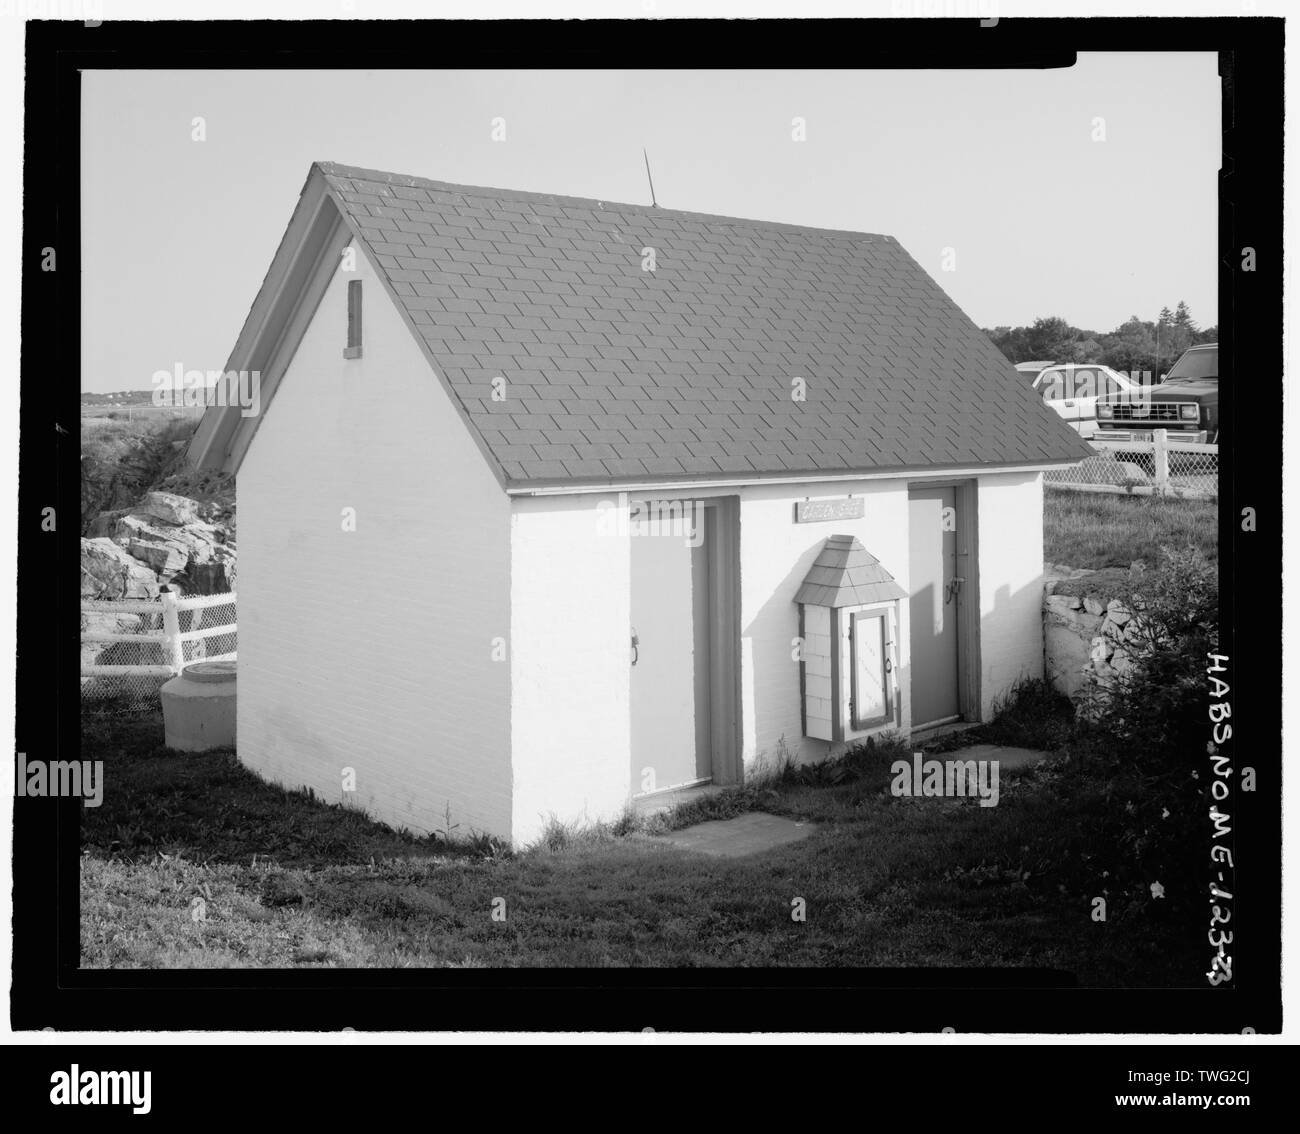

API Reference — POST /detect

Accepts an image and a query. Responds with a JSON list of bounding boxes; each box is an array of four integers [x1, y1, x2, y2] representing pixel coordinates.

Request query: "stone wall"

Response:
[[1043, 564, 1143, 701]]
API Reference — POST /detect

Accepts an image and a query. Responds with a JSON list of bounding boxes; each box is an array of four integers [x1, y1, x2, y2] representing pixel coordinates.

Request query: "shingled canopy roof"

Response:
[[794, 535, 908, 609], [200, 162, 1094, 487]]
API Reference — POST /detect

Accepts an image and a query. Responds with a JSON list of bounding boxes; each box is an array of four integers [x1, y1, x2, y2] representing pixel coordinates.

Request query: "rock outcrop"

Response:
[[80, 538, 161, 600], [80, 490, 236, 600]]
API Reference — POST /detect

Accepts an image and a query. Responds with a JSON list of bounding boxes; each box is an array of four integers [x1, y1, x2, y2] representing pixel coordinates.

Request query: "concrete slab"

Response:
[[911, 719, 982, 745], [632, 783, 726, 817], [937, 743, 1054, 770], [656, 812, 817, 858]]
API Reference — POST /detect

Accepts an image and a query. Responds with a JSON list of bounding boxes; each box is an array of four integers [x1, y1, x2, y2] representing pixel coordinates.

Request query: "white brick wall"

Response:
[[238, 241, 514, 842], [976, 471, 1046, 718], [509, 493, 631, 844], [736, 480, 912, 771], [508, 480, 914, 806]]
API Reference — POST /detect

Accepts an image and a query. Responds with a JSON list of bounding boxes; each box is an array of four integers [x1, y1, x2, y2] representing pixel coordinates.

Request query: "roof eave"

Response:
[[504, 456, 1087, 496]]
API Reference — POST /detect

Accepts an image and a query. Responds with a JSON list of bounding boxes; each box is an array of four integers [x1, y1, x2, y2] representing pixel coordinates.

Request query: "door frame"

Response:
[[849, 603, 900, 732], [627, 494, 742, 793], [907, 478, 982, 726], [705, 496, 742, 785]]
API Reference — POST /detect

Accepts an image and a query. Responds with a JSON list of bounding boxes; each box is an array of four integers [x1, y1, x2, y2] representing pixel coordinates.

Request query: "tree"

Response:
[[1023, 316, 1078, 361], [983, 306, 1215, 374], [1100, 315, 1158, 378]]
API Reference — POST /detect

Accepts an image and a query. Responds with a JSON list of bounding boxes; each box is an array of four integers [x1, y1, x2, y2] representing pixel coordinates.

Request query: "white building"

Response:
[[188, 162, 1091, 846]]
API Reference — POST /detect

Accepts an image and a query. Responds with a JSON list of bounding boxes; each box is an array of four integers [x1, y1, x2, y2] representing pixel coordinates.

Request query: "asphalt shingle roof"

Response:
[[794, 535, 909, 608], [317, 162, 1092, 487]]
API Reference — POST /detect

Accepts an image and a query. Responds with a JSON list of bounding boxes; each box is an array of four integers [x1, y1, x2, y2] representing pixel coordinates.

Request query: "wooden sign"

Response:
[[795, 497, 865, 523]]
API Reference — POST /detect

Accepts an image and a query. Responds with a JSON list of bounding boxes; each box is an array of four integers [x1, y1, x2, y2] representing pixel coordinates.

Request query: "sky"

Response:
[[81, 58, 1221, 391]]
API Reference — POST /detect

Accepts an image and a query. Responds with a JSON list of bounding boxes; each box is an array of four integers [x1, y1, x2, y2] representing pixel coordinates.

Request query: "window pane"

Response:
[[854, 613, 887, 723]]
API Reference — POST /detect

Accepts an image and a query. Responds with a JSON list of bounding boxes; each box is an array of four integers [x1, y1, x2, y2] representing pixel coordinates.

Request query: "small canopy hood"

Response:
[[794, 534, 907, 608]]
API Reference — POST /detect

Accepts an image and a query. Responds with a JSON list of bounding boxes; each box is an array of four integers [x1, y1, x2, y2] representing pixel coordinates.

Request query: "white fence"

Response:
[[81, 589, 236, 710], [1045, 430, 1218, 499]]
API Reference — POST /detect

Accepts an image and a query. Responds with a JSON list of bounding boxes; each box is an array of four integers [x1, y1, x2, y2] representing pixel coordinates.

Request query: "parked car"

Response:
[[1095, 343, 1218, 444], [1014, 359, 1055, 383], [1030, 364, 1145, 439]]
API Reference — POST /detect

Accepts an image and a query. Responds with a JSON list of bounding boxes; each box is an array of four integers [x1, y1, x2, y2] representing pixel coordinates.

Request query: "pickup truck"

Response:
[[1095, 343, 1219, 444]]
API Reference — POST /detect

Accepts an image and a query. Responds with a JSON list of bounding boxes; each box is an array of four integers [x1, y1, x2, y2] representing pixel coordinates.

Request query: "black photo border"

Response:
[[14, 14, 1283, 1037]]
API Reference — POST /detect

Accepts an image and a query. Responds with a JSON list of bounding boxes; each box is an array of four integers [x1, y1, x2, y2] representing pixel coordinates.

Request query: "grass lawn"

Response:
[[81, 698, 1205, 982], [1043, 489, 1217, 570]]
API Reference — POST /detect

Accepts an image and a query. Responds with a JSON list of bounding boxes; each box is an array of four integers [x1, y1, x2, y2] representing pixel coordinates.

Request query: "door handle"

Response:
[[944, 577, 965, 606], [1063, 400, 1075, 407], [630, 627, 639, 666]]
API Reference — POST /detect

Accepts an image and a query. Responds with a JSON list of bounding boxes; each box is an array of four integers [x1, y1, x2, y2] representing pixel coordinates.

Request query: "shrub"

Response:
[[1084, 545, 1218, 769], [979, 677, 1077, 751]]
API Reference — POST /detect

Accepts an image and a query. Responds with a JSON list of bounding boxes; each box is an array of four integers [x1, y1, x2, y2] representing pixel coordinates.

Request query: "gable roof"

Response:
[[192, 161, 1093, 487], [794, 535, 908, 609]]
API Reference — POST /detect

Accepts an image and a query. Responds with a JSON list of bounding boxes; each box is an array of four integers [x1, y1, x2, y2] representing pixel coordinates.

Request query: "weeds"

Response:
[[1044, 491, 1217, 569]]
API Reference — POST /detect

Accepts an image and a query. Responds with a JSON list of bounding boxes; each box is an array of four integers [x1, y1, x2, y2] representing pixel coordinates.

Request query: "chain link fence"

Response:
[[1045, 434, 1218, 499], [81, 592, 236, 713], [182, 594, 237, 666]]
